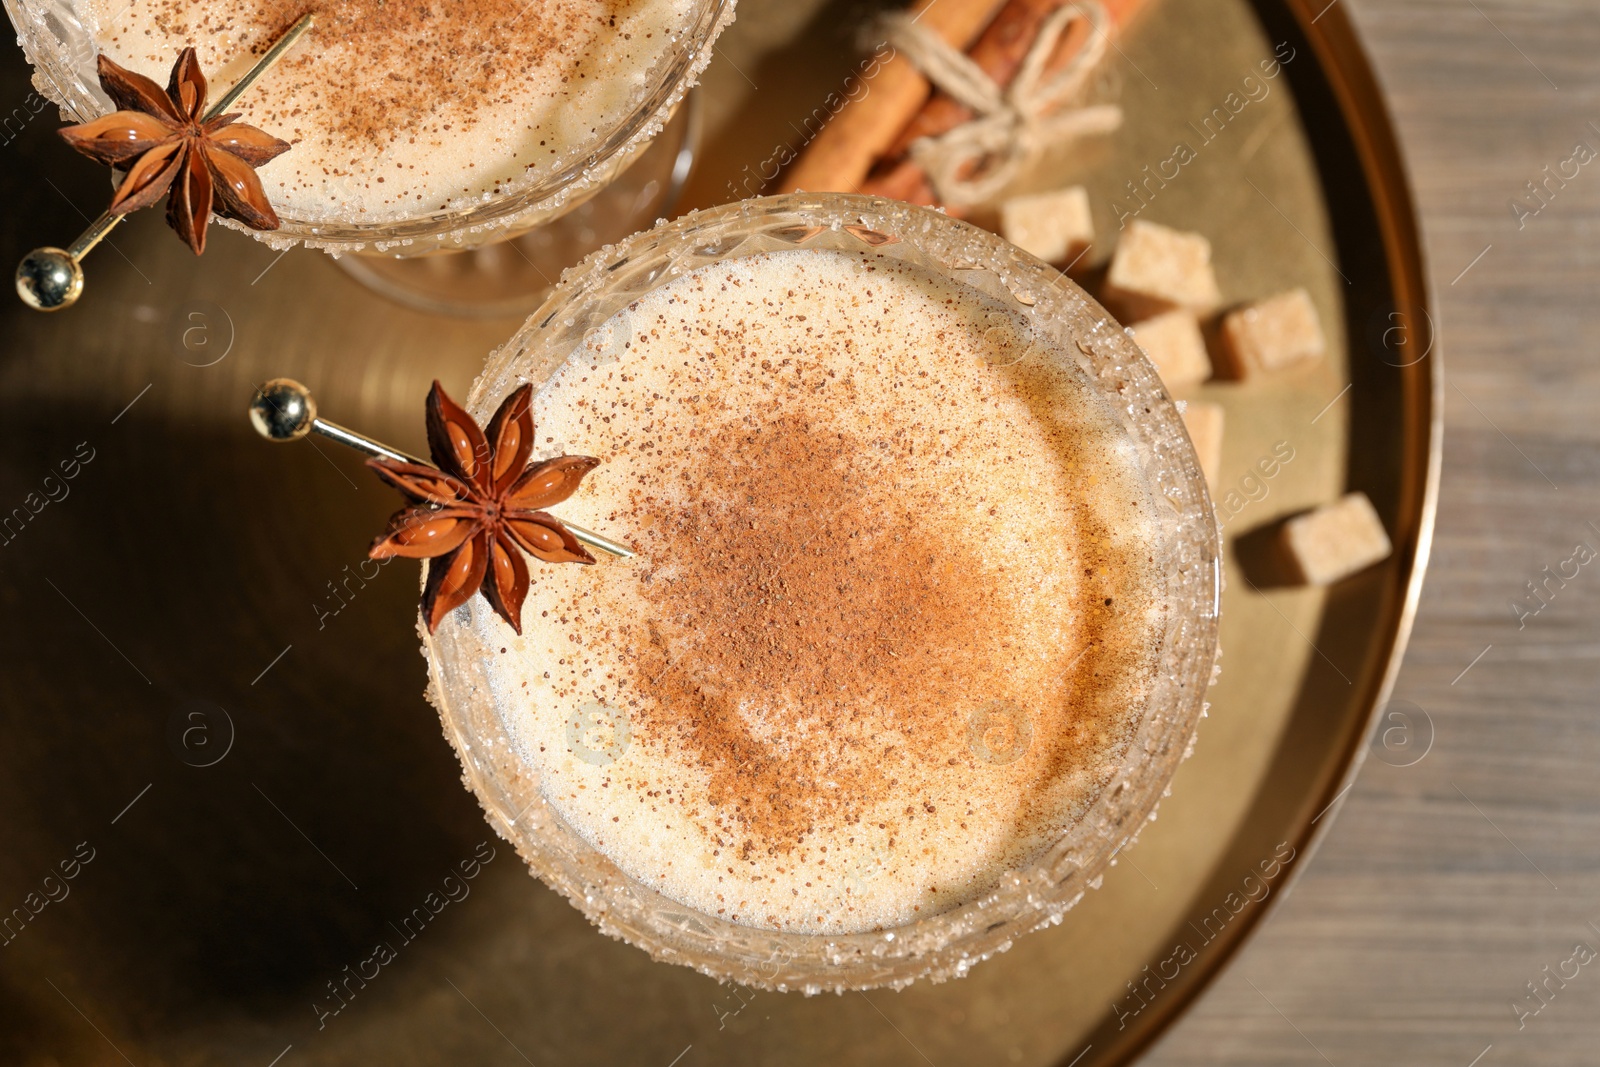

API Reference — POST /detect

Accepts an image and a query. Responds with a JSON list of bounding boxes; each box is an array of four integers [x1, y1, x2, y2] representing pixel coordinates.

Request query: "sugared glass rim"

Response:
[[3, 0, 734, 253], [424, 192, 1222, 991]]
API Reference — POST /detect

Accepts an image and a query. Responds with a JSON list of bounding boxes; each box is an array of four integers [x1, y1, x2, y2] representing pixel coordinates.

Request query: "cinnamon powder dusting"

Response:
[[88, 0, 693, 218], [628, 412, 1026, 857], [466, 250, 1164, 931], [128, 0, 603, 149]]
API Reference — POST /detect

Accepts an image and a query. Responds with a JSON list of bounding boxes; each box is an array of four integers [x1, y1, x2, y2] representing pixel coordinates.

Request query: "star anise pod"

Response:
[[58, 48, 291, 255], [368, 382, 600, 635]]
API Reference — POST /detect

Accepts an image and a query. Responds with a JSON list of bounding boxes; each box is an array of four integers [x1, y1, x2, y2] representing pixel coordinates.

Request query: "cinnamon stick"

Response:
[[887, 0, 1087, 161], [868, 0, 1148, 207], [782, 0, 1150, 207], [776, 0, 1008, 195]]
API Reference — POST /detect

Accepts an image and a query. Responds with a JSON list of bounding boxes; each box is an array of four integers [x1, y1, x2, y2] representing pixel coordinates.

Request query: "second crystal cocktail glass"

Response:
[[4, 0, 734, 314]]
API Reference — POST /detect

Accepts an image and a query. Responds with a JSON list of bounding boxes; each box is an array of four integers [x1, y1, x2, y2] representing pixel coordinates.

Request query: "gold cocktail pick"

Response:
[[247, 378, 636, 562], [15, 12, 315, 312]]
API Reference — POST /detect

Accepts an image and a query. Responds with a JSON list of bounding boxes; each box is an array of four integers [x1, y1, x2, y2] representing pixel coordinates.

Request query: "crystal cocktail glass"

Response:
[[4, 0, 734, 315], [425, 192, 1221, 991]]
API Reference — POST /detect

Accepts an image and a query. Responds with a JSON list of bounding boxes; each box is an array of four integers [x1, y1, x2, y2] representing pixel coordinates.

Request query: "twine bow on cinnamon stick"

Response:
[[876, 0, 1122, 205]]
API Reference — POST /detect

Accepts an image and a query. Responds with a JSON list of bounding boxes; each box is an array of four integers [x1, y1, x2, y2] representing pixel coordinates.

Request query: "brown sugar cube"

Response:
[[1102, 220, 1222, 321], [1179, 400, 1224, 493], [999, 186, 1093, 265], [1282, 492, 1392, 585], [1131, 311, 1211, 390], [1220, 287, 1326, 376]]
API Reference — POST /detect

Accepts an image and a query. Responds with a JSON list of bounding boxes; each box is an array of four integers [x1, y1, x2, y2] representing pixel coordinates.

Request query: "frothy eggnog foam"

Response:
[[461, 249, 1166, 934], [81, 0, 698, 222]]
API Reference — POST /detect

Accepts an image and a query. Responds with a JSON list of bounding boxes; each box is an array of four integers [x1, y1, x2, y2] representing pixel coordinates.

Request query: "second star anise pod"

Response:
[[368, 381, 600, 635], [59, 48, 291, 254]]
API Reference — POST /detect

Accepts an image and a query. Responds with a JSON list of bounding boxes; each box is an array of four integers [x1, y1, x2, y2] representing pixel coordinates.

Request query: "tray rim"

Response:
[[1088, 0, 1443, 1062], [0, 0, 1440, 1054]]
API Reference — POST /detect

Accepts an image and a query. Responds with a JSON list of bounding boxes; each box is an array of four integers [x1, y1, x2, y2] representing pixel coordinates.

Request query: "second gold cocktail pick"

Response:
[[15, 13, 314, 312], [249, 378, 634, 636]]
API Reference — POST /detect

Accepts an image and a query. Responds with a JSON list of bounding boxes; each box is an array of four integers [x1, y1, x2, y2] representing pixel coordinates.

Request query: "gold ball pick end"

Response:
[[16, 248, 83, 311], [249, 379, 318, 442]]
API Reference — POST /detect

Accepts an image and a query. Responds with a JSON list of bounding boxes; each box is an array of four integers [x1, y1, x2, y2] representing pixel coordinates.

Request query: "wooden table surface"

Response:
[[1146, 2, 1600, 1064]]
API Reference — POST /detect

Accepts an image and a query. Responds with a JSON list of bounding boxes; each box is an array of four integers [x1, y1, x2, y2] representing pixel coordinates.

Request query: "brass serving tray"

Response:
[[0, 0, 1435, 1063]]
